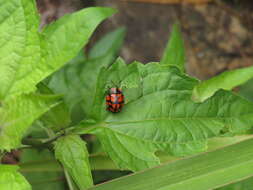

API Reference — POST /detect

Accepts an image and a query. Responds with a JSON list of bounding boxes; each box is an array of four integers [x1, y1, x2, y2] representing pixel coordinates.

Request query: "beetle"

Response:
[[106, 87, 124, 113]]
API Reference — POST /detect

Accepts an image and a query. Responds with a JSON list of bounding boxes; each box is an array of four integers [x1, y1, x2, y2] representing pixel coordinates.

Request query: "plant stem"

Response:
[[20, 135, 253, 172], [21, 131, 64, 149], [64, 169, 75, 190]]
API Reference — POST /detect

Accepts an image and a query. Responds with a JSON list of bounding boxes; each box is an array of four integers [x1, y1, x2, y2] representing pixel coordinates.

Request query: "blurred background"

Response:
[[37, 0, 253, 80]]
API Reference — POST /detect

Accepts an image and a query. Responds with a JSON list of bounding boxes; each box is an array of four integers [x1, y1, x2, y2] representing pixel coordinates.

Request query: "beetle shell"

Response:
[[106, 88, 124, 113]]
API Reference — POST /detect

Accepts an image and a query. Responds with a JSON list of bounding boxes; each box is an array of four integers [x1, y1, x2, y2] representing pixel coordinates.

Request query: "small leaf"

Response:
[[160, 23, 185, 72], [192, 66, 253, 102], [0, 165, 31, 190], [0, 94, 61, 150], [54, 135, 93, 189], [88, 138, 253, 190]]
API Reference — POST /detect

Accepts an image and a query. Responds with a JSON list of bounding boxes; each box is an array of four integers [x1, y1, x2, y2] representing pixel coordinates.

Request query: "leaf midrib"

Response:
[[105, 113, 253, 126], [97, 126, 208, 145], [2, 4, 28, 99]]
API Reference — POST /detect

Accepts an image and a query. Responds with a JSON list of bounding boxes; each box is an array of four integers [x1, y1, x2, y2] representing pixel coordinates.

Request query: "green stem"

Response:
[[19, 122, 95, 151], [44, 127, 56, 139], [41, 132, 64, 144], [20, 135, 253, 172], [21, 131, 64, 149], [64, 169, 75, 190], [21, 138, 44, 147]]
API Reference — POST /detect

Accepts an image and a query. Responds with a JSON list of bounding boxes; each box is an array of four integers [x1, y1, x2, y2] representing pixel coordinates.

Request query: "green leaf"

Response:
[[20, 149, 65, 190], [88, 138, 253, 190], [13, 7, 116, 97], [88, 27, 126, 59], [37, 83, 71, 131], [0, 2, 113, 149], [54, 135, 93, 189], [0, 0, 28, 99], [0, 94, 61, 150], [12, 0, 41, 95], [49, 28, 126, 119], [94, 128, 159, 171], [192, 66, 253, 102], [216, 176, 253, 190], [76, 61, 253, 171], [17, 136, 253, 172], [88, 58, 141, 121], [49, 51, 87, 116], [0, 0, 115, 99], [0, 165, 31, 190], [239, 78, 253, 101], [160, 23, 185, 72], [0, 0, 40, 99]]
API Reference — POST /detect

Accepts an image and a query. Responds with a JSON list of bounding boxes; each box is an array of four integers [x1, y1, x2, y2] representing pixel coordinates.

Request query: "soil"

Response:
[[36, 0, 253, 80]]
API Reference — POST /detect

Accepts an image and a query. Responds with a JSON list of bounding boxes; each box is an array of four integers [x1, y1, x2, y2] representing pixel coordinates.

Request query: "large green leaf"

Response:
[[94, 128, 159, 171], [11, 7, 116, 97], [192, 66, 253, 102], [88, 138, 253, 190], [20, 149, 65, 190], [0, 94, 61, 150], [160, 23, 185, 72], [76, 60, 253, 171], [0, 0, 27, 99], [0, 0, 116, 99], [0, 0, 40, 99], [14, 0, 41, 95], [54, 135, 93, 189], [49, 28, 126, 119], [0, 165, 31, 190]]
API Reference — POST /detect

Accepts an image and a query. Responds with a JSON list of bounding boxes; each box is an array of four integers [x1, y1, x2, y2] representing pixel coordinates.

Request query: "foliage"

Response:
[[54, 135, 93, 189], [87, 138, 253, 190], [192, 65, 253, 102], [20, 149, 65, 190], [160, 23, 185, 72], [1, 0, 253, 190], [0, 165, 31, 190]]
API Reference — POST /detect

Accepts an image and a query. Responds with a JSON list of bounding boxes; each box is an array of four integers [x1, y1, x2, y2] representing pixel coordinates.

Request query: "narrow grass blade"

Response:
[[88, 138, 253, 190]]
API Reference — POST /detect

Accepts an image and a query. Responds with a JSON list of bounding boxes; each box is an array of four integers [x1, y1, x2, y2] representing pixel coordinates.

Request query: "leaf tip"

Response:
[[191, 86, 203, 103]]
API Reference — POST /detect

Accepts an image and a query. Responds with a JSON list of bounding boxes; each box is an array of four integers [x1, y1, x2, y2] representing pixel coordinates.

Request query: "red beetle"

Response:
[[106, 87, 124, 113]]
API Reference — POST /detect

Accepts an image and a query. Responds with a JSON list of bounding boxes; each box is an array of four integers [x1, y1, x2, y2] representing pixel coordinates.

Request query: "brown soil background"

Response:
[[36, 0, 253, 80]]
